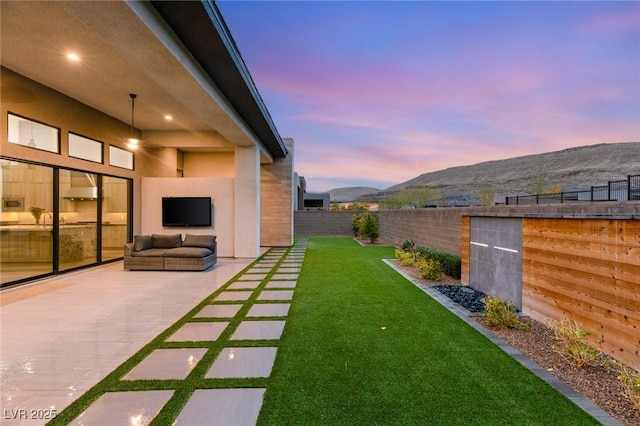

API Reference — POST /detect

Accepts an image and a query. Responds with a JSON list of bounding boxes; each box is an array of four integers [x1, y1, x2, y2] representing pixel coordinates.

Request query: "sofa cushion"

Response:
[[134, 235, 152, 251], [152, 234, 182, 249], [130, 248, 169, 257], [164, 247, 213, 258], [182, 234, 216, 251]]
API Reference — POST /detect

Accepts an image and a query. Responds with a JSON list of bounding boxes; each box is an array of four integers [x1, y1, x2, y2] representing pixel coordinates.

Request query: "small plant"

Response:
[[29, 206, 45, 225], [416, 257, 442, 281], [395, 249, 415, 266], [482, 296, 530, 329], [359, 212, 379, 244], [400, 239, 415, 252], [351, 214, 362, 237], [618, 363, 640, 410], [547, 319, 601, 368]]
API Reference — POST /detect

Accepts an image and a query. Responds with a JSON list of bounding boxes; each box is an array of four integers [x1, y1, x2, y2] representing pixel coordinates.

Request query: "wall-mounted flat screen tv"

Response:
[[162, 197, 212, 227]]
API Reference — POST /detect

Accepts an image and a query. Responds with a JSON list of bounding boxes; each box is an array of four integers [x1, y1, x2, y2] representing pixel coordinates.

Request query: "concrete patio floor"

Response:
[[0, 255, 262, 425]]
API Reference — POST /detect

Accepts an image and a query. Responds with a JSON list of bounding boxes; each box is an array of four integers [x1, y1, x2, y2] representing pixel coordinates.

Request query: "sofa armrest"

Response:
[[124, 242, 135, 257]]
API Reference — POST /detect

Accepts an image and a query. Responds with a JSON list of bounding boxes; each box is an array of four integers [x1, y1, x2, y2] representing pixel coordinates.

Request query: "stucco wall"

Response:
[[141, 177, 235, 257], [0, 67, 176, 236]]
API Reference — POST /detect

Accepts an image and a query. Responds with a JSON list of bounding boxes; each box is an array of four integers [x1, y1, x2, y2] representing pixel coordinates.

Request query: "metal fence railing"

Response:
[[506, 174, 640, 205]]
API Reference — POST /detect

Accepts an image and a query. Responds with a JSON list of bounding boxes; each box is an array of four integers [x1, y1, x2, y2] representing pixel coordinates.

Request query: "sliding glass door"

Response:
[[0, 161, 54, 283], [0, 159, 131, 287]]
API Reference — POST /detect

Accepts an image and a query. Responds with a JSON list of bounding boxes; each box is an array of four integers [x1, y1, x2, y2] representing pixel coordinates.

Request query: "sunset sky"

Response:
[[218, 1, 640, 192]]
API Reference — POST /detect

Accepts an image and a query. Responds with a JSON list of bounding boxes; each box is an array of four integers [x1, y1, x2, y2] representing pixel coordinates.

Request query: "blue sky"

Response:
[[218, 1, 640, 192]]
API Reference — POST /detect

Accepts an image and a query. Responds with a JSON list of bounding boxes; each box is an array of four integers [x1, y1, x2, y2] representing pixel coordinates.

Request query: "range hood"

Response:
[[63, 187, 98, 200]]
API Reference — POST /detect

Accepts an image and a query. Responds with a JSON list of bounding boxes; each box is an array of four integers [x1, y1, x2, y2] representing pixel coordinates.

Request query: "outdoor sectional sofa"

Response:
[[124, 233, 217, 271]]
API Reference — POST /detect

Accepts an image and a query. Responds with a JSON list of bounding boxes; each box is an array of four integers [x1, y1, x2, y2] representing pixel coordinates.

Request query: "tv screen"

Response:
[[162, 197, 212, 227]]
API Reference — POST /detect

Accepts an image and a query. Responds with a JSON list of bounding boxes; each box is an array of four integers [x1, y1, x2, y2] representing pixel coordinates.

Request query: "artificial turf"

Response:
[[257, 237, 598, 425]]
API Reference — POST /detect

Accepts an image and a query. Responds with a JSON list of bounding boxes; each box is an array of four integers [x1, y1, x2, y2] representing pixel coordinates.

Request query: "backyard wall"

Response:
[[521, 217, 639, 369]]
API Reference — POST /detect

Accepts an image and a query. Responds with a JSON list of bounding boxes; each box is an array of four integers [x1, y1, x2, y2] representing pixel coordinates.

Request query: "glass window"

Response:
[[109, 145, 134, 170], [7, 113, 60, 153], [59, 170, 98, 271], [102, 176, 129, 261], [69, 133, 103, 163]]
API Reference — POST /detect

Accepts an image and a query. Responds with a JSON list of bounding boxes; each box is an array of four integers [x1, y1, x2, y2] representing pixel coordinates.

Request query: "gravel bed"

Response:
[[432, 284, 487, 313]]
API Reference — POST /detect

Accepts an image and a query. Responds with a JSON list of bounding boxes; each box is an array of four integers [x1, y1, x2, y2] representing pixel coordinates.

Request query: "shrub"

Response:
[[416, 257, 442, 281], [618, 363, 640, 410], [481, 296, 530, 329], [547, 319, 601, 368], [351, 214, 362, 237], [395, 249, 415, 266], [400, 239, 415, 252], [414, 246, 461, 279], [359, 212, 379, 244]]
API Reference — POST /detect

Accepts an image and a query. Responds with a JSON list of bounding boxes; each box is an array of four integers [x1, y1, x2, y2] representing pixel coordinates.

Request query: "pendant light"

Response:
[[127, 93, 140, 149]]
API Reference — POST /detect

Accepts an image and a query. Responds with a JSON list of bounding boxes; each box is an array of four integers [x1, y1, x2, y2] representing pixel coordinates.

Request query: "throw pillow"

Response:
[[183, 234, 216, 251], [133, 235, 152, 251], [151, 233, 182, 248]]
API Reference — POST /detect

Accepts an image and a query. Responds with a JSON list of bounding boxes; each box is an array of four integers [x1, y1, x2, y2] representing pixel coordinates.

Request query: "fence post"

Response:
[[628, 175, 631, 201], [591, 186, 594, 201]]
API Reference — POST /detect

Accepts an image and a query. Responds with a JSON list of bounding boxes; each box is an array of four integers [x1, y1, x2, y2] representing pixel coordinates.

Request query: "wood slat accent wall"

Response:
[[522, 218, 640, 369], [461, 216, 470, 284]]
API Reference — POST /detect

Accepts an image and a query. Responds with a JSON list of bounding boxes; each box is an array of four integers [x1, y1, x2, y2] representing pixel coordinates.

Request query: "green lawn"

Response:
[[258, 237, 598, 425]]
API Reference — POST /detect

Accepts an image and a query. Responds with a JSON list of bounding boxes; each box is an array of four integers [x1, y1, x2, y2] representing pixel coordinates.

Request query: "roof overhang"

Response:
[[0, 0, 287, 160]]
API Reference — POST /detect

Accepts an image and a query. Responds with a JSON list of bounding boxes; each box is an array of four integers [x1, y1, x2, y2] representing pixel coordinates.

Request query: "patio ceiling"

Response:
[[0, 1, 286, 160]]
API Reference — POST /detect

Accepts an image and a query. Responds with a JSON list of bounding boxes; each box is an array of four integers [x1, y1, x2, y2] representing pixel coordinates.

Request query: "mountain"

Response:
[[384, 142, 639, 198], [325, 186, 380, 202]]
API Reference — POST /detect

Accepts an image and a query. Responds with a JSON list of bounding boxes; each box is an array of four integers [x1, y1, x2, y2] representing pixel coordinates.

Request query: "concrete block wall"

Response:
[[260, 138, 294, 247], [294, 211, 355, 236], [295, 202, 640, 255]]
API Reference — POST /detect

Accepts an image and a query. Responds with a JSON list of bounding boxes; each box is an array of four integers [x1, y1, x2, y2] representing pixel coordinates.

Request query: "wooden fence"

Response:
[[521, 218, 639, 369]]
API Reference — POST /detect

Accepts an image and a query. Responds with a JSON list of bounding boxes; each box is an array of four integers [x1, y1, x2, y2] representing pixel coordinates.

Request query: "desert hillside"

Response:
[[349, 142, 639, 200]]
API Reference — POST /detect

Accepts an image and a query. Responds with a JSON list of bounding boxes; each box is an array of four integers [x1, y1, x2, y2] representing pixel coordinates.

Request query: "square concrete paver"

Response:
[[175, 389, 265, 425], [271, 274, 298, 281], [230, 321, 286, 340], [214, 291, 253, 301], [258, 290, 294, 301], [228, 281, 261, 290], [276, 267, 301, 273], [247, 267, 273, 273], [206, 347, 277, 378], [266, 281, 296, 289], [123, 348, 207, 380], [247, 303, 290, 317], [195, 304, 243, 318], [166, 322, 229, 342], [71, 390, 173, 426], [238, 273, 267, 281]]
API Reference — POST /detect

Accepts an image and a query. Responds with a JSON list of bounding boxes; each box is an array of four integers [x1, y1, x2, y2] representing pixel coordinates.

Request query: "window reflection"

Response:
[[0, 161, 54, 284], [7, 113, 60, 153], [102, 176, 128, 261]]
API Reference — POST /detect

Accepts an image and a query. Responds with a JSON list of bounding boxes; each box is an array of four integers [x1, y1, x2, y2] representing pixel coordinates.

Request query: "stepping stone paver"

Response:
[[123, 348, 207, 380], [175, 389, 265, 425], [258, 290, 294, 301], [230, 320, 286, 340], [214, 291, 253, 301], [166, 322, 228, 342], [247, 303, 290, 317], [206, 347, 277, 378], [72, 390, 173, 426], [195, 304, 243, 318], [228, 281, 261, 290], [266, 281, 296, 289]]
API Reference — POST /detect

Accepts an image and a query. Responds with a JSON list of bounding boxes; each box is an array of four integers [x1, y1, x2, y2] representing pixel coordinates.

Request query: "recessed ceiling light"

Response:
[[67, 53, 80, 62], [164, 114, 173, 121]]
